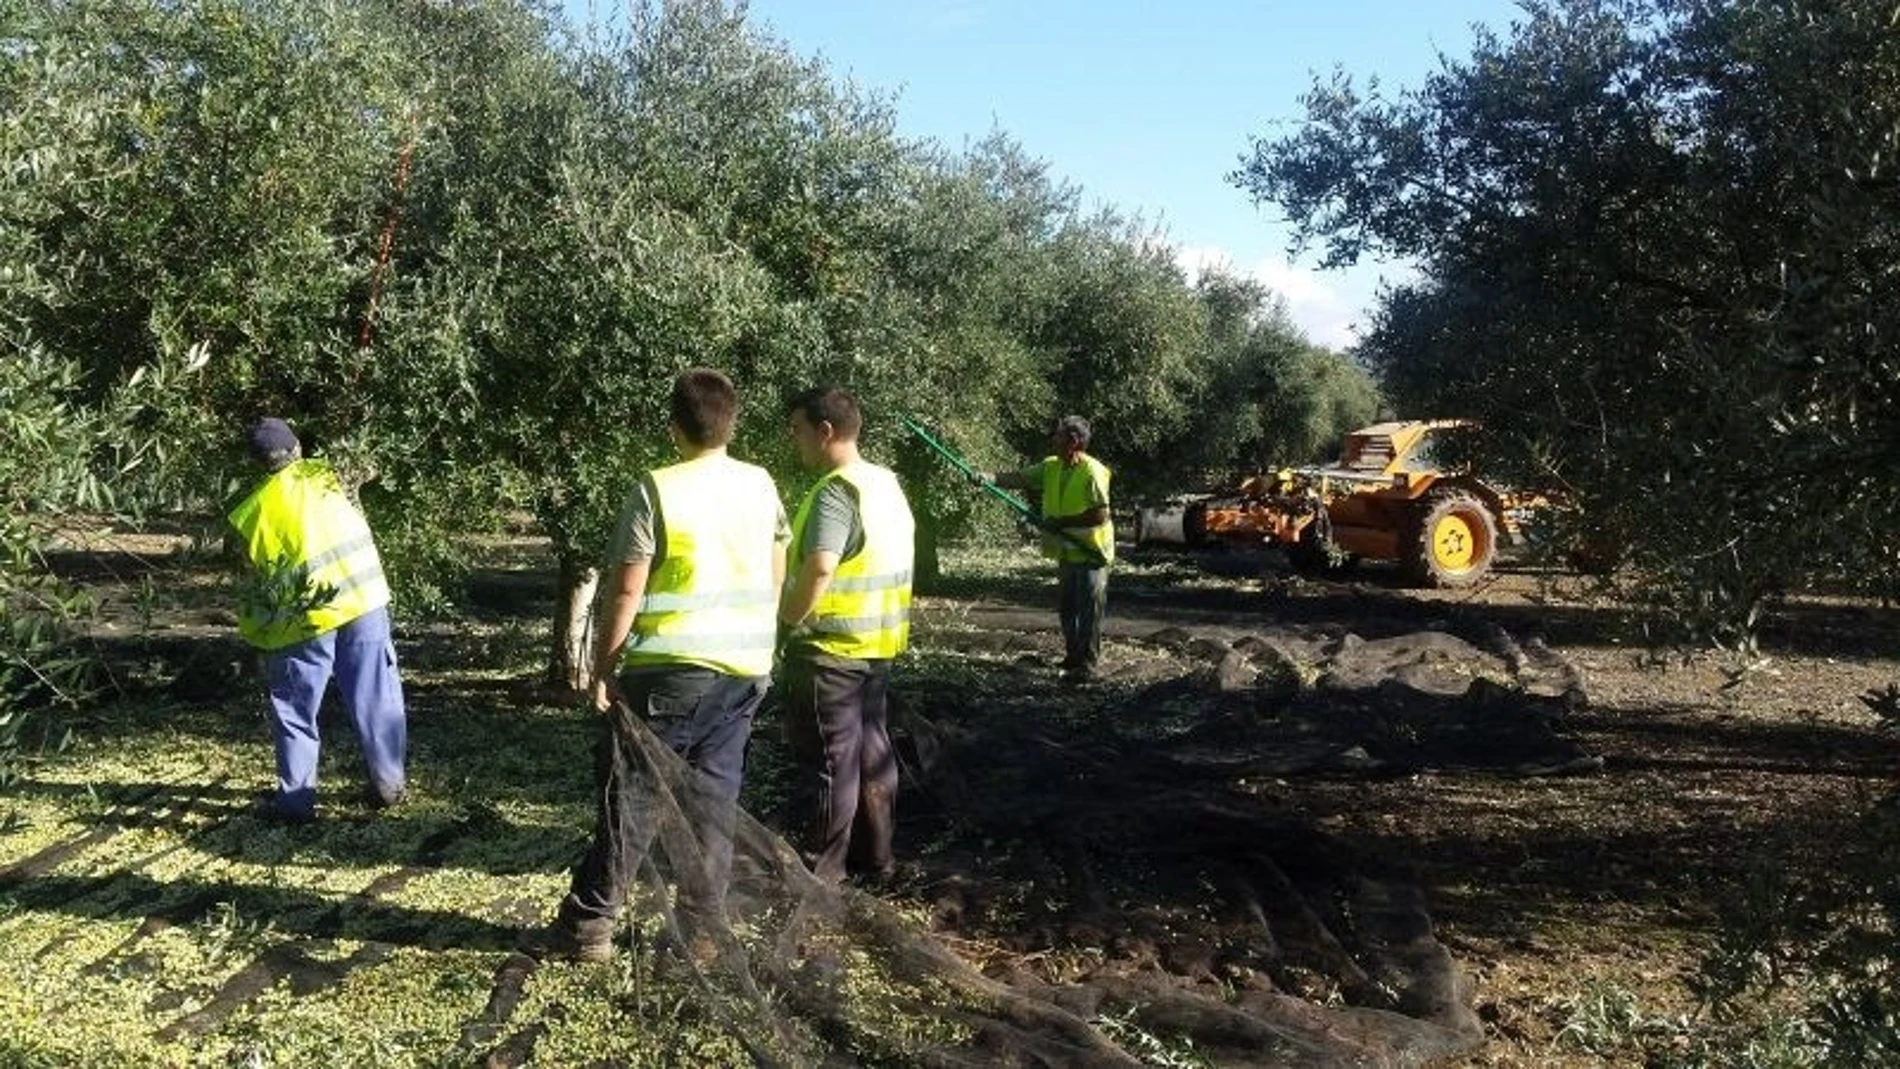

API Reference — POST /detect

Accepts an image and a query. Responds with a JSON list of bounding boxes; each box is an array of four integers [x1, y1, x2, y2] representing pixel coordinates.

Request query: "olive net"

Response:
[[483, 619, 1592, 1067]]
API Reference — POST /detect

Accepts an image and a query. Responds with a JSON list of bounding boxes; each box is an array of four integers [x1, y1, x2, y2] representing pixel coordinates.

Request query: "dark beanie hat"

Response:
[[247, 417, 302, 470]]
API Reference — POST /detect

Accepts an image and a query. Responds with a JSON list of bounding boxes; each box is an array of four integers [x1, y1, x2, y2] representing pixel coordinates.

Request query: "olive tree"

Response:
[[1174, 267, 1380, 481], [7, 0, 1428, 701], [1235, 0, 1900, 645], [845, 133, 1074, 582], [0, 0, 179, 769]]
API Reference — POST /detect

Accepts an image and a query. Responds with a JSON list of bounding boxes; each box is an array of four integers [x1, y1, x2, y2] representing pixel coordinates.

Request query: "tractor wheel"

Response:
[[1183, 502, 1209, 547], [1403, 489, 1498, 588], [1288, 514, 1347, 574]]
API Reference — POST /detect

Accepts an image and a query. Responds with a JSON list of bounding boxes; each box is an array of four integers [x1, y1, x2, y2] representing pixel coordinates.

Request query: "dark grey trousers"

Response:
[[1057, 563, 1108, 670], [782, 655, 896, 883], [558, 668, 765, 933]]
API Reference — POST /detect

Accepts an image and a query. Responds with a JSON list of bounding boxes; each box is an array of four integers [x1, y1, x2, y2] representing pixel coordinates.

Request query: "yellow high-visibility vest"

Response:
[[789, 460, 915, 660], [621, 454, 781, 677], [226, 460, 390, 650], [1035, 454, 1115, 565]]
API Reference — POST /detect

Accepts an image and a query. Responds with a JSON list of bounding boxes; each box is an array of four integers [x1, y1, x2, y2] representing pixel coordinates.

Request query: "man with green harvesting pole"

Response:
[[902, 414, 1113, 684]]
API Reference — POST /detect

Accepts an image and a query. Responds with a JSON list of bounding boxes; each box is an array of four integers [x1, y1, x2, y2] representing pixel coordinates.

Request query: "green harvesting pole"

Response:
[[899, 414, 1109, 567], [900, 414, 1036, 520]]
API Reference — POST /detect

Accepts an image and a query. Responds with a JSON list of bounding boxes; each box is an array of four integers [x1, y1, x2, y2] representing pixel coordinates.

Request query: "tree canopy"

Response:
[[3, 0, 1373, 689], [1235, 0, 1900, 645]]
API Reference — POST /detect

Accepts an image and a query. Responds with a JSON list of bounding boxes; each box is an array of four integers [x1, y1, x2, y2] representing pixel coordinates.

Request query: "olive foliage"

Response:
[[6, 0, 1379, 688], [1235, 0, 1900, 646], [0, 0, 195, 772], [1173, 267, 1380, 481]]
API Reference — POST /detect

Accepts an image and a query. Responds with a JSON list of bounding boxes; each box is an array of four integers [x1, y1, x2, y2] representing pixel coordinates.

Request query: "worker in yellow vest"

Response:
[[778, 386, 916, 885], [226, 417, 406, 823], [992, 415, 1114, 684], [523, 369, 789, 964]]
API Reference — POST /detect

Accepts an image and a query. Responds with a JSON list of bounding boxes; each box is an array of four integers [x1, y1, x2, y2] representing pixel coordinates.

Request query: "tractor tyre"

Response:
[[1183, 502, 1209, 547], [1402, 489, 1498, 588], [1288, 513, 1347, 575]]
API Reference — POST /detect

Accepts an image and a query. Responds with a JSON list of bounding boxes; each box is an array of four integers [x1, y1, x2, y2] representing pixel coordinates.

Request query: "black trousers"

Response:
[[558, 668, 765, 934], [782, 654, 896, 883]]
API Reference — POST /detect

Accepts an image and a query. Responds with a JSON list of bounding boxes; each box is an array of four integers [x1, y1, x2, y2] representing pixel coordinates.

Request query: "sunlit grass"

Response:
[[1, 591, 1044, 1066]]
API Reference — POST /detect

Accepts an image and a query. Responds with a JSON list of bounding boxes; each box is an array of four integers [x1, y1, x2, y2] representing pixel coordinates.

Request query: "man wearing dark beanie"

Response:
[[227, 416, 407, 822], [247, 417, 302, 472]]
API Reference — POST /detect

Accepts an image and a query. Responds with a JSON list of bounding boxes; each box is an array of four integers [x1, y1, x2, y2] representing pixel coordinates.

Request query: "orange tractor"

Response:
[[1134, 420, 1535, 588]]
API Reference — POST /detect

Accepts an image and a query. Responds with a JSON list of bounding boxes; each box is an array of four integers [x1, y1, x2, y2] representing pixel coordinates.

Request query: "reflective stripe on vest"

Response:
[[621, 454, 781, 677], [789, 460, 915, 659], [226, 460, 391, 650], [1038, 453, 1115, 565]]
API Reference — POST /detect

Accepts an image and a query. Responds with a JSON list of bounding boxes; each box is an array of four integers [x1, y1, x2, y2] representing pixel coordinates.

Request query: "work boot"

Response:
[[364, 782, 406, 810], [251, 791, 317, 826], [516, 921, 613, 964], [654, 908, 746, 974], [850, 859, 923, 893]]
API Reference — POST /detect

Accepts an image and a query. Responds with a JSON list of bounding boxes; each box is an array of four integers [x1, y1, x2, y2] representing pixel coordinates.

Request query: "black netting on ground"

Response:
[[492, 622, 1595, 1066]]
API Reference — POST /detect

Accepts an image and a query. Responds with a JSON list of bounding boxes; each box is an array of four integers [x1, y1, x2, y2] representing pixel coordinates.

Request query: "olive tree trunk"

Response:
[[548, 556, 599, 693], [914, 520, 942, 591]]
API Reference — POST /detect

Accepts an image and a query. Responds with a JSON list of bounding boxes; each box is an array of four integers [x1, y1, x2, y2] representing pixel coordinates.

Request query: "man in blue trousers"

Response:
[[227, 417, 407, 823]]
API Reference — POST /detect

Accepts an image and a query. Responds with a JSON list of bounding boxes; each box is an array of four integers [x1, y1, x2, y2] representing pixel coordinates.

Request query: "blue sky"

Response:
[[577, 1, 1529, 348]]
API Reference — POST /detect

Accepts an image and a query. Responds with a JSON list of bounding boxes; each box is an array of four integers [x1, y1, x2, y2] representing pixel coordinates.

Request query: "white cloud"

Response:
[[1173, 244, 1369, 351]]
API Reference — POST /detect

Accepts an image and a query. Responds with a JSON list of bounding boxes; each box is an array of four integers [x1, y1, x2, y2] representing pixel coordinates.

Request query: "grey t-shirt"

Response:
[[796, 477, 865, 561], [606, 476, 661, 566], [607, 474, 791, 567], [786, 477, 873, 668]]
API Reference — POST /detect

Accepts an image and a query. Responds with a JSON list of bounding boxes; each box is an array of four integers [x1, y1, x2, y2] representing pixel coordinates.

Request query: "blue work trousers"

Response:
[[263, 605, 407, 817], [559, 668, 765, 933]]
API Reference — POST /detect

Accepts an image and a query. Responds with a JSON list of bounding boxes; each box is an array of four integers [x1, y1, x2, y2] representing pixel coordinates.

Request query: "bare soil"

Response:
[[933, 548, 1900, 1067]]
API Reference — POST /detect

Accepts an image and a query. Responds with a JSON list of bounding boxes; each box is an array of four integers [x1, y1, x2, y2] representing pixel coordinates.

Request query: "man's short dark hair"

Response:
[[785, 385, 863, 440], [671, 368, 739, 447], [1053, 415, 1091, 449]]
